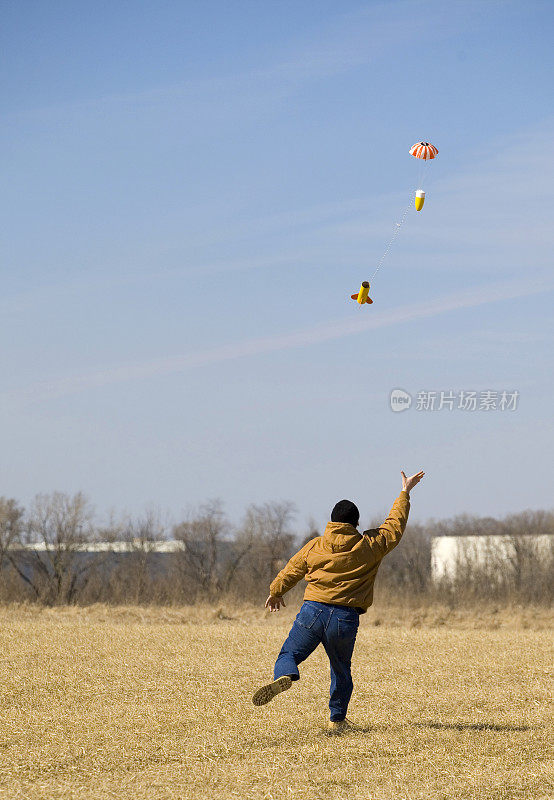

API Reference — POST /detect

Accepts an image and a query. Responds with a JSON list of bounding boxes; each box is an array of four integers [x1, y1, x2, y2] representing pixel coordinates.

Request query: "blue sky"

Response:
[[1, 1, 553, 531]]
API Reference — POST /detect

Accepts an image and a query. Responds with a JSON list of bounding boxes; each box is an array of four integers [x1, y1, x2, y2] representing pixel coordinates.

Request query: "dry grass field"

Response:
[[0, 603, 552, 800]]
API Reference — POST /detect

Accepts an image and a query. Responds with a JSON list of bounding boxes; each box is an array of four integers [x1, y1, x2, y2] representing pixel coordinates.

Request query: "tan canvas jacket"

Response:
[[269, 491, 410, 613]]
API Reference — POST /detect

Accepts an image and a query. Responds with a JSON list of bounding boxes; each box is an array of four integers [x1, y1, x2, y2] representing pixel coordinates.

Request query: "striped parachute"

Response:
[[409, 141, 438, 210], [409, 141, 438, 160]]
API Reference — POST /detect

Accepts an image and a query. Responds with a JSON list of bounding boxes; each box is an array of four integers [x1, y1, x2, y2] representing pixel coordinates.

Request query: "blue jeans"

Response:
[[274, 600, 360, 721]]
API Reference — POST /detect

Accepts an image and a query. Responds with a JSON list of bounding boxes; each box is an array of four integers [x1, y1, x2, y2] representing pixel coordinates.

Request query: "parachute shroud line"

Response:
[[370, 201, 412, 281], [354, 141, 438, 303]]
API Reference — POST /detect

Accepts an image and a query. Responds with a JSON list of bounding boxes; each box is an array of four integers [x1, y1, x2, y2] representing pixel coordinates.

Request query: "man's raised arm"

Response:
[[362, 470, 424, 561]]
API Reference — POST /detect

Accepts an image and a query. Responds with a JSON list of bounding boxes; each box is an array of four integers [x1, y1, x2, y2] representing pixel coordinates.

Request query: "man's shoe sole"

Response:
[[252, 676, 292, 706]]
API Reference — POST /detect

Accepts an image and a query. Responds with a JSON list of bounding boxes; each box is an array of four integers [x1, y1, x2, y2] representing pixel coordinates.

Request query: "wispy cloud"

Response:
[[1, 1, 463, 122], [11, 276, 552, 405]]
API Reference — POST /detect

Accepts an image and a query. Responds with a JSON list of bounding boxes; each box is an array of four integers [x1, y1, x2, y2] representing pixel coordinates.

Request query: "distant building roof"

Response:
[[11, 540, 183, 553]]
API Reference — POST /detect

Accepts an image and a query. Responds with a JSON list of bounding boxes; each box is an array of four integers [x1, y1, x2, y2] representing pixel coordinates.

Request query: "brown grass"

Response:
[[0, 603, 552, 800]]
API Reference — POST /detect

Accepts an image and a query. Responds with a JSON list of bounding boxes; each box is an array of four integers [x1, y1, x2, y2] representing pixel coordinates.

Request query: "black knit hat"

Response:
[[331, 499, 359, 527]]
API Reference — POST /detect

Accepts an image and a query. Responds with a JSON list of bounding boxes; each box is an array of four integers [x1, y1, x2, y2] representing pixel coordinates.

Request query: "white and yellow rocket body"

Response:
[[415, 189, 425, 211], [350, 281, 373, 305]]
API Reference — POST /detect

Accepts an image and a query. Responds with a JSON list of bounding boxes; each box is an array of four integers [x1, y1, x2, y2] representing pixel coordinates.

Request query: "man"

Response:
[[252, 469, 425, 732]]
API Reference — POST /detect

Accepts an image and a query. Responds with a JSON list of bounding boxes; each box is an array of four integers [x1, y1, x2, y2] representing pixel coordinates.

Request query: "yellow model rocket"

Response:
[[415, 189, 425, 211], [350, 281, 373, 305]]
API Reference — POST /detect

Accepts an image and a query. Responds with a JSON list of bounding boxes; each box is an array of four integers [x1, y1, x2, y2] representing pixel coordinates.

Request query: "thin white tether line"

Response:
[[370, 198, 412, 282]]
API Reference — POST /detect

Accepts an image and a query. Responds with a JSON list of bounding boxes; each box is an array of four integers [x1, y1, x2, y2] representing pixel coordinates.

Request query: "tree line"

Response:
[[0, 493, 552, 606]]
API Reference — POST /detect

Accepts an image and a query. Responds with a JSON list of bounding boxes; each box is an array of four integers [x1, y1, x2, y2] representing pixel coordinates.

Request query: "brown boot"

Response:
[[326, 718, 360, 734], [252, 676, 292, 706]]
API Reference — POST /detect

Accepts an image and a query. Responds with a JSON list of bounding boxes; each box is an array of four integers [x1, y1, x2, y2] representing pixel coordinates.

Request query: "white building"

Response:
[[431, 534, 553, 581]]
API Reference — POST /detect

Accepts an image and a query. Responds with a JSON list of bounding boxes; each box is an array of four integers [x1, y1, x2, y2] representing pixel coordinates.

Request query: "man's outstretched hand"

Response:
[[401, 470, 425, 495], [265, 595, 286, 612]]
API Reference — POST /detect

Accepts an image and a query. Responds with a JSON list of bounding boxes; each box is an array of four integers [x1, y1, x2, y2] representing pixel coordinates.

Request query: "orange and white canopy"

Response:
[[409, 142, 438, 160]]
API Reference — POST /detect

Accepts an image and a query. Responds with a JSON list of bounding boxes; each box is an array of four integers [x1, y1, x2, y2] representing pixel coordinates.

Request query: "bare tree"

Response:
[[377, 522, 431, 596], [0, 498, 24, 565], [173, 500, 238, 600], [235, 501, 297, 596], [11, 492, 96, 605], [0, 498, 25, 599], [117, 510, 167, 604], [503, 511, 554, 601]]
